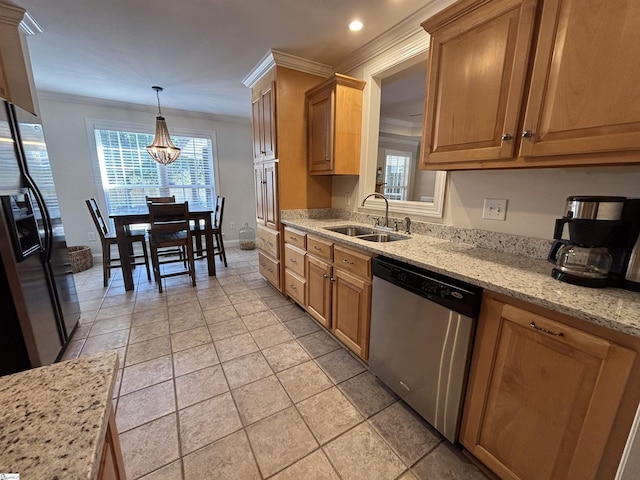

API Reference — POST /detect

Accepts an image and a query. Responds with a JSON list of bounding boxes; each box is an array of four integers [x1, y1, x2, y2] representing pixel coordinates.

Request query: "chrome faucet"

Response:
[[361, 192, 390, 229]]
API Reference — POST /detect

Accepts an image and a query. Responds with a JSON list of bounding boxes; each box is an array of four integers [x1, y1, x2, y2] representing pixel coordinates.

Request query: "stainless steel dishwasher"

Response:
[[369, 256, 482, 443]]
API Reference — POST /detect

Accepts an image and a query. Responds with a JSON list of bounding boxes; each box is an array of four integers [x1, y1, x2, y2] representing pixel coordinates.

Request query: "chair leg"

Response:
[[150, 242, 163, 293], [187, 241, 196, 287], [141, 239, 151, 282], [215, 232, 228, 267], [103, 242, 110, 287]]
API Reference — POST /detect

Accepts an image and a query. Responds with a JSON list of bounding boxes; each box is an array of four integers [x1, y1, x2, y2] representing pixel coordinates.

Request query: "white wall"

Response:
[[38, 95, 255, 253]]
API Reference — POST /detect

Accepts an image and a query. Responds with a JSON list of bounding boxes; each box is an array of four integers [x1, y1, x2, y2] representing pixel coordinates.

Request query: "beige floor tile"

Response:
[[241, 310, 279, 331], [222, 352, 273, 390], [324, 422, 406, 480], [297, 387, 363, 444], [203, 305, 238, 324], [199, 295, 232, 311], [182, 430, 260, 480], [338, 371, 398, 418], [132, 306, 168, 325], [228, 290, 259, 304], [271, 304, 307, 322], [175, 365, 228, 409], [252, 285, 281, 298], [234, 299, 268, 316], [297, 330, 341, 358], [88, 315, 131, 336], [116, 380, 176, 432], [316, 348, 366, 384], [270, 449, 340, 480], [173, 343, 219, 377], [129, 320, 170, 345], [215, 332, 259, 362], [217, 275, 244, 286], [282, 315, 321, 338], [370, 401, 442, 466], [138, 460, 183, 480], [262, 340, 311, 372], [170, 326, 212, 352], [178, 392, 242, 455], [262, 295, 293, 309], [60, 339, 84, 361], [411, 442, 486, 480], [120, 355, 173, 395], [232, 375, 292, 426], [277, 361, 333, 403], [72, 322, 92, 340], [250, 323, 293, 349], [246, 406, 318, 478], [120, 414, 180, 480], [168, 312, 206, 334], [81, 329, 129, 355], [101, 293, 135, 308], [125, 336, 171, 367], [208, 317, 248, 341], [96, 302, 135, 320], [221, 282, 251, 295], [399, 470, 419, 480]]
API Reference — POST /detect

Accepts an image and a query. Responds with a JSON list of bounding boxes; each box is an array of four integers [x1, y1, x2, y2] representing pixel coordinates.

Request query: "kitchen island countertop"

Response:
[[0, 351, 119, 479], [282, 217, 640, 338]]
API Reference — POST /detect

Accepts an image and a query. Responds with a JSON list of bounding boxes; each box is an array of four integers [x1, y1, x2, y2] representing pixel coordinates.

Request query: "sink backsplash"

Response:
[[281, 208, 553, 260]]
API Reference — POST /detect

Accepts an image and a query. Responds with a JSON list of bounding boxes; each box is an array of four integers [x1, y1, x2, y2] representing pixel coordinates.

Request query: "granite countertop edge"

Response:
[[0, 350, 119, 480], [281, 218, 640, 338]]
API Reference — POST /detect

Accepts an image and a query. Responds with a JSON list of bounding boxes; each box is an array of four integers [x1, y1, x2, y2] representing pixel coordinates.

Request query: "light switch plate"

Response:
[[483, 198, 507, 221]]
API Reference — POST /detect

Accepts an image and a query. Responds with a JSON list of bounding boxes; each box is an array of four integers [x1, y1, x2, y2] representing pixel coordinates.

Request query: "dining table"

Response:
[[110, 205, 215, 291]]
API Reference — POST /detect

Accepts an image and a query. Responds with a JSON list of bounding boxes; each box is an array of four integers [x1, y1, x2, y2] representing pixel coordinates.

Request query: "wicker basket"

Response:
[[68, 246, 93, 273]]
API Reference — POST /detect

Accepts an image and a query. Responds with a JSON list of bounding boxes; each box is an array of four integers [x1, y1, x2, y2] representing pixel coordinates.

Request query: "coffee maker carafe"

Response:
[[548, 196, 626, 288]]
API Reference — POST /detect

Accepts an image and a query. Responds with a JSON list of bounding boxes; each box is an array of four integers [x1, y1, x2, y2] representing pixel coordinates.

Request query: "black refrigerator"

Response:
[[0, 100, 80, 376]]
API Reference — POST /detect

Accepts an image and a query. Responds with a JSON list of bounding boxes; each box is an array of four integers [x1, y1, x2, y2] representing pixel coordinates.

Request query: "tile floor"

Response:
[[65, 247, 489, 480]]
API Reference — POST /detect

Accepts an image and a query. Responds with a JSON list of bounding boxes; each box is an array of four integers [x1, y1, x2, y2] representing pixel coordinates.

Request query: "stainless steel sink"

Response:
[[324, 225, 409, 242]]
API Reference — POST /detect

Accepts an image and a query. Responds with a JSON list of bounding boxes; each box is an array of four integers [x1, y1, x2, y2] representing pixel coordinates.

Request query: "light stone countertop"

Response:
[[281, 218, 640, 338], [0, 351, 119, 480]]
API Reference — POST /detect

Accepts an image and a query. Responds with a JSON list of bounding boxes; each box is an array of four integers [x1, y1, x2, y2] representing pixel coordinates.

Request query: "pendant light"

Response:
[[146, 86, 181, 165]]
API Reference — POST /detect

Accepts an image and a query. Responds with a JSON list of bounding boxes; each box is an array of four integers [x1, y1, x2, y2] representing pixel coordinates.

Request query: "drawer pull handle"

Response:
[[290, 284, 296, 290], [530, 322, 563, 337], [342, 258, 354, 265], [290, 258, 297, 263], [314, 246, 321, 250]]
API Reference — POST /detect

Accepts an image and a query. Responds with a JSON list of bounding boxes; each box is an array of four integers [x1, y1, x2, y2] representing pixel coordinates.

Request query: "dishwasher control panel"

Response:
[[372, 256, 482, 318]]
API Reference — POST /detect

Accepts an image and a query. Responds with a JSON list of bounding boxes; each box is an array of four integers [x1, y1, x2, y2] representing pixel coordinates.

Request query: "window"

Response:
[[383, 150, 411, 201], [94, 128, 215, 213]]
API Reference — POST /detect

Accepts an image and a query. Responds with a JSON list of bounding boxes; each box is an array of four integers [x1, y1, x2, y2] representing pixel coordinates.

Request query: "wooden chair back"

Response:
[[213, 196, 225, 229], [148, 201, 190, 246], [86, 198, 109, 238], [146, 195, 176, 204]]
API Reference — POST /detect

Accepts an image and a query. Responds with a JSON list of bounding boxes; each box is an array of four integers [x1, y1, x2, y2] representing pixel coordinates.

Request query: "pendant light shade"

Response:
[[146, 86, 181, 165]]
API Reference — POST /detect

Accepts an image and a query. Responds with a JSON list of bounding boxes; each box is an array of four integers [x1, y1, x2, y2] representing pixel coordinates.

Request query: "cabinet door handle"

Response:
[[323, 274, 330, 279], [501, 133, 512, 141], [342, 258, 354, 265], [325, 156, 330, 162], [261, 150, 266, 154], [330, 277, 335, 283], [530, 322, 563, 337], [522, 130, 533, 138]]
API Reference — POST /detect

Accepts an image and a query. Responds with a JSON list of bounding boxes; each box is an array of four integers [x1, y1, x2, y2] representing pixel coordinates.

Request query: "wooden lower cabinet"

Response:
[[98, 407, 126, 480], [258, 251, 280, 289], [306, 254, 332, 329], [460, 293, 640, 480], [332, 267, 371, 360]]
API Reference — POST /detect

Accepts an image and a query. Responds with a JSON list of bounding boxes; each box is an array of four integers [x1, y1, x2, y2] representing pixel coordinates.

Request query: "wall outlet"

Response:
[[483, 198, 508, 221], [87, 231, 96, 242], [230, 222, 236, 229]]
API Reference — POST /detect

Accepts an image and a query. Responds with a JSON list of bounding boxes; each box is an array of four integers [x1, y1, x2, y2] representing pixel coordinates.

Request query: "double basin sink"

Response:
[[324, 225, 409, 243]]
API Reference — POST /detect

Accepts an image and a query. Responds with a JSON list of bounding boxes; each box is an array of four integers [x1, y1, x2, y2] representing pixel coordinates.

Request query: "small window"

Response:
[[383, 150, 412, 201], [94, 128, 216, 214]]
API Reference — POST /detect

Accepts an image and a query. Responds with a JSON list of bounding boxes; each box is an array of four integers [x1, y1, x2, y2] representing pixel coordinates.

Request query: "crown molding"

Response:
[[38, 90, 250, 124], [20, 11, 42, 36], [242, 49, 333, 88], [380, 116, 422, 130]]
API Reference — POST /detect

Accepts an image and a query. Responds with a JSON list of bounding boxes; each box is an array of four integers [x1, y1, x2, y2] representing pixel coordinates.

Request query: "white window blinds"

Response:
[[94, 128, 215, 213], [383, 150, 411, 201]]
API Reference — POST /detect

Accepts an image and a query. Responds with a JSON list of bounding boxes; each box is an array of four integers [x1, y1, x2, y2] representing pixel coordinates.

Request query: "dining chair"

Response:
[[145, 195, 186, 265], [192, 196, 228, 267], [85, 198, 151, 287], [148, 201, 196, 293]]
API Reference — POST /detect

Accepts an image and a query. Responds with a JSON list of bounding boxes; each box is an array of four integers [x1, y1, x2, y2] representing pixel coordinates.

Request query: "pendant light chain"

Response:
[[146, 85, 181, 165]]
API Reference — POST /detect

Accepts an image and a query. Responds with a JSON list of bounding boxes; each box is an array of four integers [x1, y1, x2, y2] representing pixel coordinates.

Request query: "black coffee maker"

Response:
[[548, 196, 632, 288]]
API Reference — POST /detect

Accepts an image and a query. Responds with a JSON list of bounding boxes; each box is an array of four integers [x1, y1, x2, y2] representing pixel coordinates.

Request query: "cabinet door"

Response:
[[461, 298, 636, 480], [306, 255, 332, 329], [251, 96, 263, 161], [308, 87, 333, 173], [263, 160, 279, 229], [253, 163, 265, 225], [519, 0, 640, 159], [331, 268, 371, 361], [421, 0, 538, 167], [261, 84, 276, 160]]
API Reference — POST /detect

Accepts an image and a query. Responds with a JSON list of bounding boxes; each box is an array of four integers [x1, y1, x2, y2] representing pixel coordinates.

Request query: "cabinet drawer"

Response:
[[307, 235, 333, 261], [334, 244, 372, 278], [284, 269, 305, 306], [284, 226, 306, 249], [284, 244, 306, 277], [258, 252, 280, 289], [258, 225, 280, 259]]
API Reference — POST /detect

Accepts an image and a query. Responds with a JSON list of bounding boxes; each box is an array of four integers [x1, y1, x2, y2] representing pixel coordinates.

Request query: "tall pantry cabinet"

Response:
[[246, 57, 332, 292]]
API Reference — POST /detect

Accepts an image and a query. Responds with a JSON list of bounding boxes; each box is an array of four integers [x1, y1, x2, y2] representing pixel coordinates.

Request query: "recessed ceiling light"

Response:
[[349, 20, 363, 32]]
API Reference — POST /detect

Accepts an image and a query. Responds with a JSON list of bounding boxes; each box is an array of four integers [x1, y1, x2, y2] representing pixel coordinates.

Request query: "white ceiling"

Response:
[[17, 0, 445, 120]]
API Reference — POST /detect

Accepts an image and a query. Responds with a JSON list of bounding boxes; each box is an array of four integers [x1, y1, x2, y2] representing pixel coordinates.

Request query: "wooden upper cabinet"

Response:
[[421, 0, 640, 170], [307, 73, 366, 175], [520, 0, 640, 160], [252, 82, 276, 161], [421, 0, 538, 167]]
